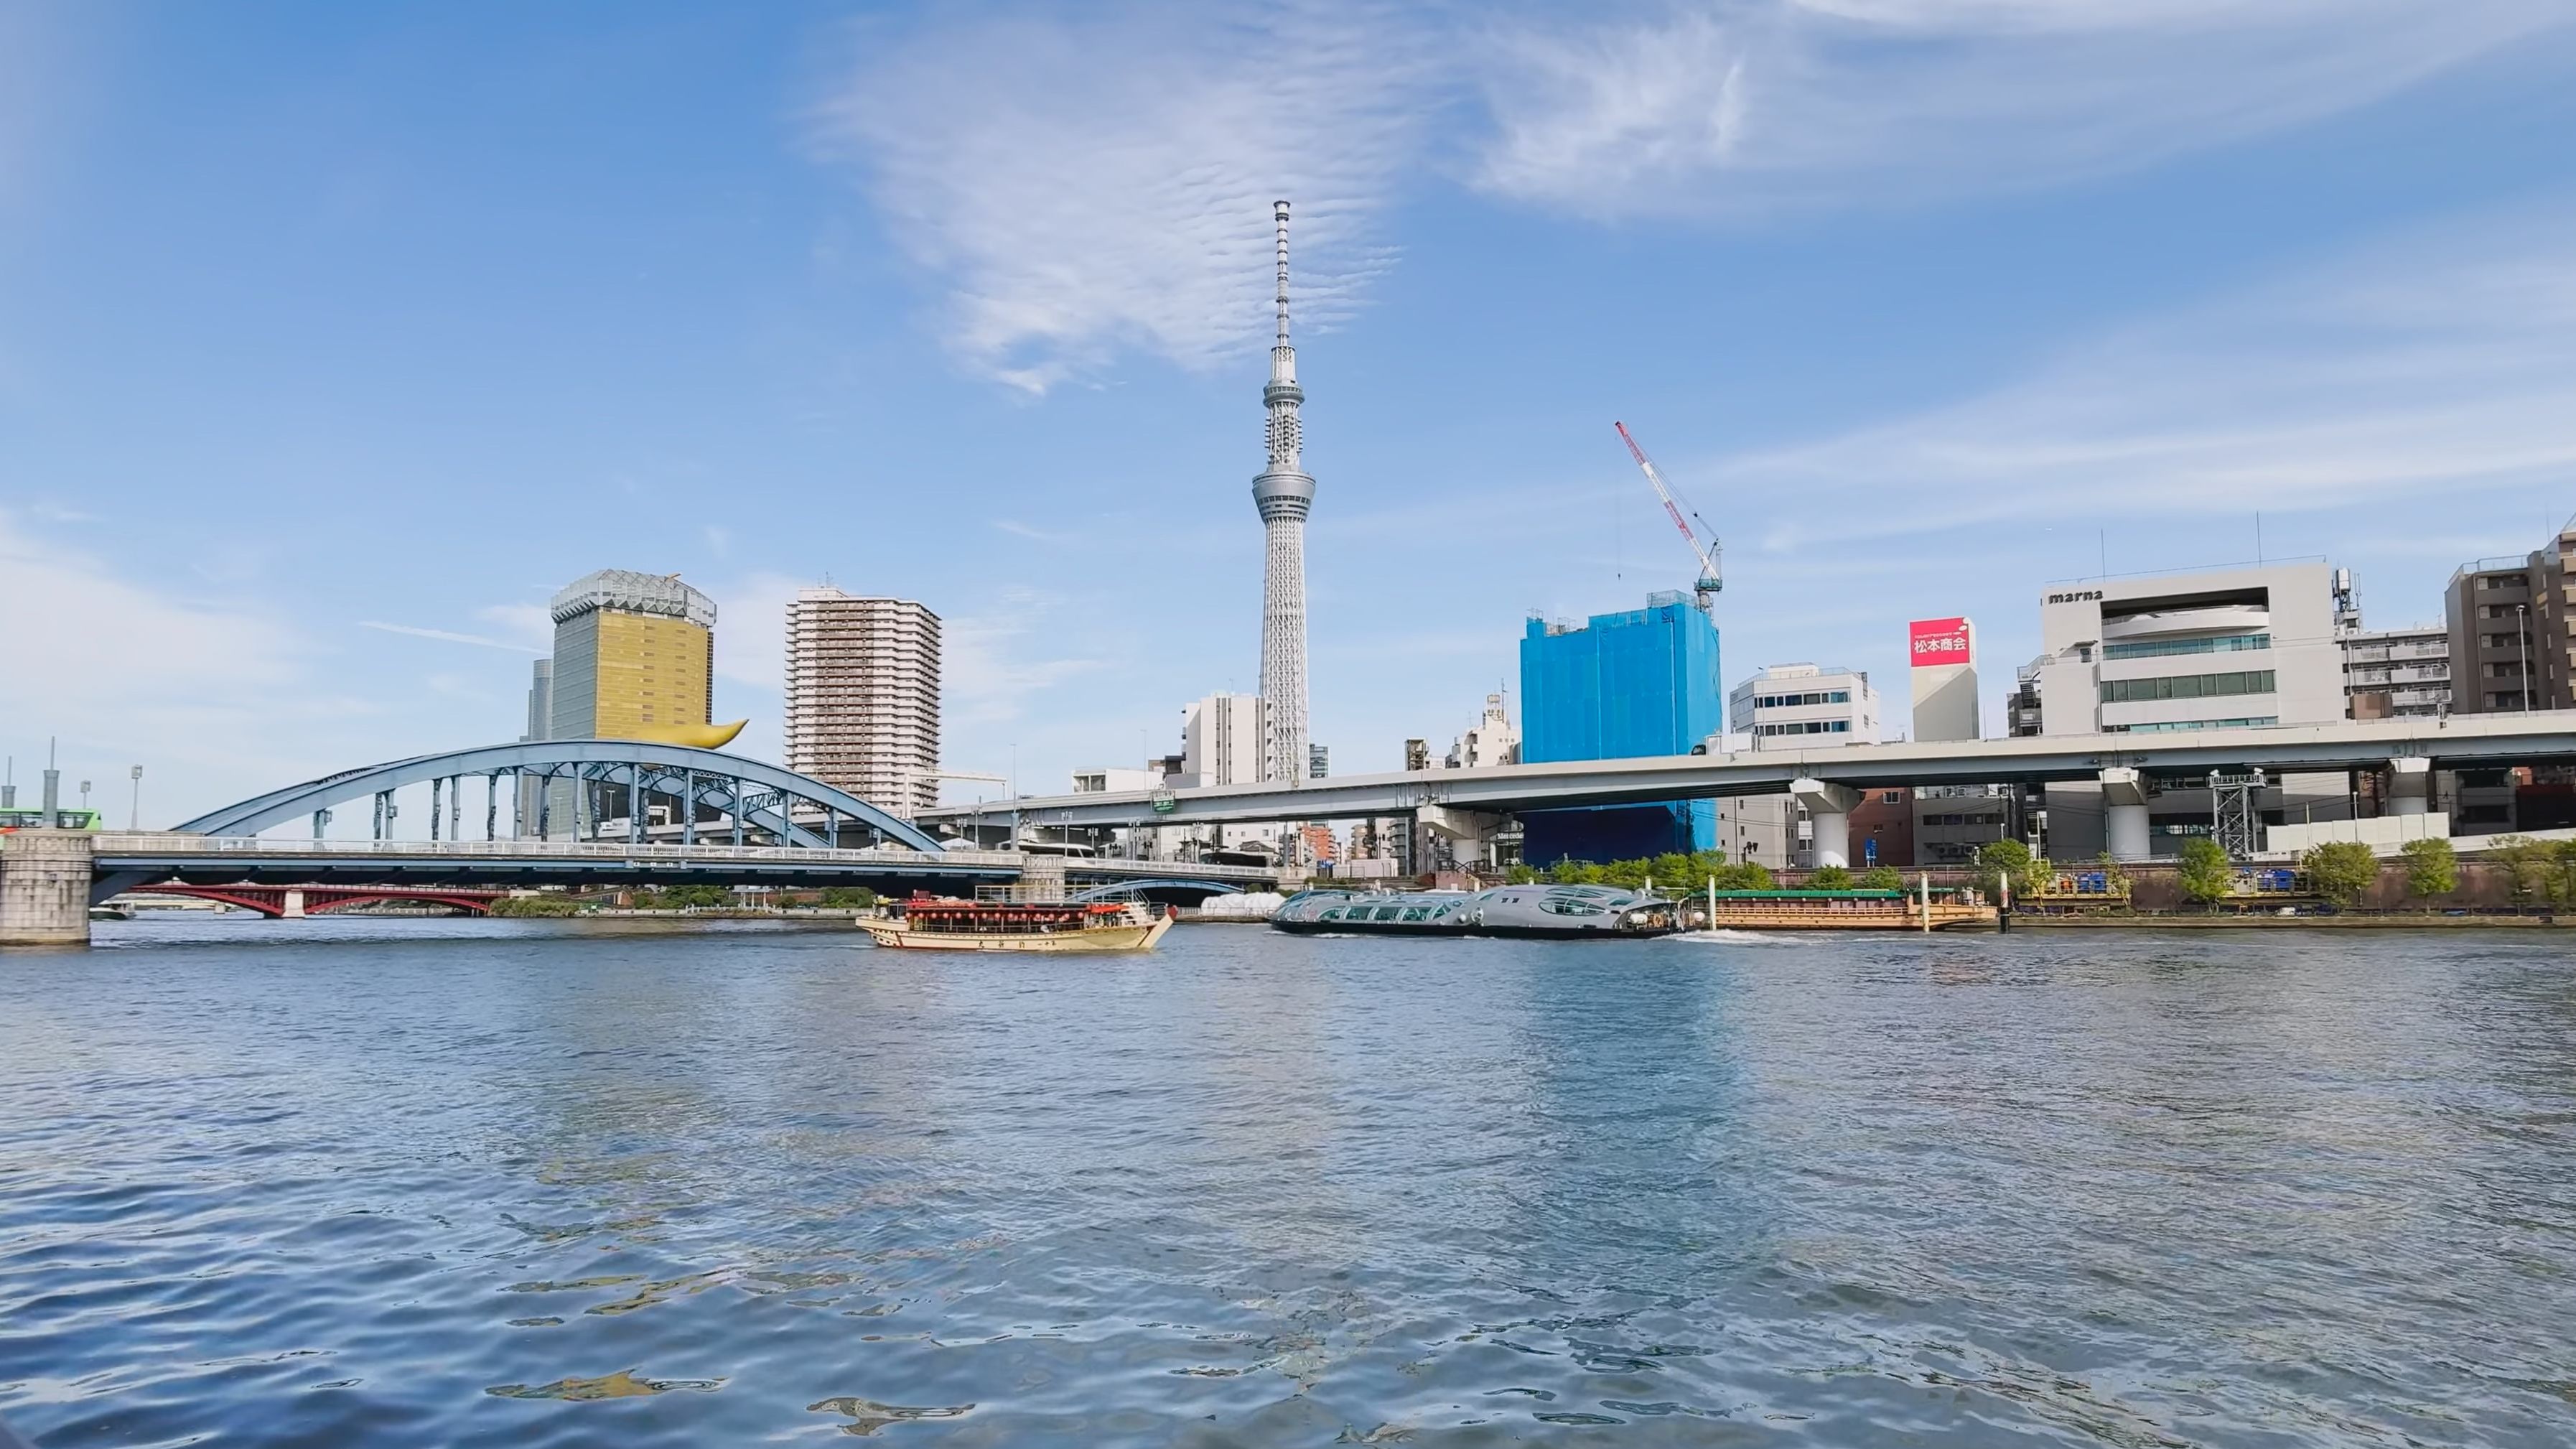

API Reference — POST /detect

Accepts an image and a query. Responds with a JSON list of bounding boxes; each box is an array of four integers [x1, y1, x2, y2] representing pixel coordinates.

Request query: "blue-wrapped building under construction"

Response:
[[1518, 591, 1723, 865]]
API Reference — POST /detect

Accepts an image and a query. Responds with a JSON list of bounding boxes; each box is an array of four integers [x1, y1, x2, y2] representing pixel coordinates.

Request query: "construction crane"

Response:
[[1613, 420, 1722, 614]]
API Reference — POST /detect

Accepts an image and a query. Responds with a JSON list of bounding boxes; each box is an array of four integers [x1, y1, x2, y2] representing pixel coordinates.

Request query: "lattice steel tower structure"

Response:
[[1251, 199, 1314, 785]]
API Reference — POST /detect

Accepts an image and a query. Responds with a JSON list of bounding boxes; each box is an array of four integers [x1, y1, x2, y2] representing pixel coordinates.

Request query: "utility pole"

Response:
[[130, 765, 144, 831], [2519, 604, 2532, 710]]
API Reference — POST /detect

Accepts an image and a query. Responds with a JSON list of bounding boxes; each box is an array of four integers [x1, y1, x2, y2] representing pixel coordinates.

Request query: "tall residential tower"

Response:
[[1252, 199, 1314, 785], [783, 587, 942, 819]]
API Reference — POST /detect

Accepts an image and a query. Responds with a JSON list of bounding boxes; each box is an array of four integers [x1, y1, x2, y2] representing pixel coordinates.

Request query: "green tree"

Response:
[[2300, 840, 2379, 909], [2552, 840, 2576, 910], [817, 886, 879, 909], [1714, 862, 1775, 891], [1602, 857, 1652, 890], [2398, 837, 2457, 902], [1807, 864, 1854, 890], [2094, 851, 2131, 895], [2177, 835, 2232, 906], [1505, 864, 1538, 885], [2490, 836, 2554, 908], [1856, 865, 1903, 892], [490, 894, 577, 918], [1974, 839, 2050, 900], [1547, 857, 1602, 885]]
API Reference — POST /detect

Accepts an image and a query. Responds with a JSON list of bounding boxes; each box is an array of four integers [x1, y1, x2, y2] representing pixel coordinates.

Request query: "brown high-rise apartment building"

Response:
[[784, 587, 941, 818], [2446, 513, 2576, 714]]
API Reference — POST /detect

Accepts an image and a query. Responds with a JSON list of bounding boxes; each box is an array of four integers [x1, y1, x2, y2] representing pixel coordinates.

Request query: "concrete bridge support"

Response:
[[2101, 768, 2152, 862], [1, 829, 95, 946], [2387, 756, 2431, 816], [1417, 805, 1507, 868], [1790, 779, 1861, 869]]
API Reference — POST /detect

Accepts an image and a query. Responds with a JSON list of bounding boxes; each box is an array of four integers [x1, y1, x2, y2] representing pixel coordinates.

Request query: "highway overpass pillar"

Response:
[[2386, 756, 2432, 816], [282, 888, 308, 919], [1417, 805, 1507, 869], [2101, 768, 2152, 862], [1790, 779, 1861, 870], [0, 829, 95, 947]]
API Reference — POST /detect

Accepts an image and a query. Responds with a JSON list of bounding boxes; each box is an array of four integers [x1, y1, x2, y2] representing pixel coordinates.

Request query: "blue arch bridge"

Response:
[[21, 742, 1277, 937]]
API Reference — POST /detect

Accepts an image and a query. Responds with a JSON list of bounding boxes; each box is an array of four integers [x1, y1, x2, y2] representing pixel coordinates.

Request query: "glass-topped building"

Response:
[[1518, 591, 1722, 864]]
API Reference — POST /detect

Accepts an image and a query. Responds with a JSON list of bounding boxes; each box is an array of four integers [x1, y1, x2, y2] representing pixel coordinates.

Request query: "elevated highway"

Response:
[[919, 712, 2576, 865]]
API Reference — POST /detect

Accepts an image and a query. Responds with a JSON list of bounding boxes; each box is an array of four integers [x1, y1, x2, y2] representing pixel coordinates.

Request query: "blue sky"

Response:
[[5, 0, 2575, 827]]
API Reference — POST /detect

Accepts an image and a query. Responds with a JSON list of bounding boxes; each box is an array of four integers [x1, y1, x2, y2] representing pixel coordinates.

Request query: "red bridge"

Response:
[[125, 884, 509, 918]]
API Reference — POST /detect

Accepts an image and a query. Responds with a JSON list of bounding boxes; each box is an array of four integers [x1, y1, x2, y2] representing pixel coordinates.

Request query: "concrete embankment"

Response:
[[2010, 912, 2571, 929]]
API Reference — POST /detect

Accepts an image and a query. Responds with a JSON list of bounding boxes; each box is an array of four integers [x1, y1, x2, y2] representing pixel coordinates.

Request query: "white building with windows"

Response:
[[2027, 562, 2358, 857], [1728, 664, 1882, 749]]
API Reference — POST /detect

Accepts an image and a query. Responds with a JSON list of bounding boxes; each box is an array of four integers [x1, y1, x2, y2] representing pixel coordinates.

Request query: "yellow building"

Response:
[[546, 570, 741, 747]]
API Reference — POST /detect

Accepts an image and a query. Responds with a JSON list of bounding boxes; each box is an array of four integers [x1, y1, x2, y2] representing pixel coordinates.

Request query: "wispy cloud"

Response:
[[1707, 202, 2576, 545], [811, 0, 1428, 392], [944, 589, 1111, 727], [814, 0, 2567, 386], [0, 508, 384, 822], [1473, 0, 2575, 218], [357, 620, 541, 653]]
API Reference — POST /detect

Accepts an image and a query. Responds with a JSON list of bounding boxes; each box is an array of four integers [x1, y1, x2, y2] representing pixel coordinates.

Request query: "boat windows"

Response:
[[1541, 899, 1607, 916], [1318, 908, 1346, 921], [1400, 906, 1432, 922], [1372, 906, 1404, 921]]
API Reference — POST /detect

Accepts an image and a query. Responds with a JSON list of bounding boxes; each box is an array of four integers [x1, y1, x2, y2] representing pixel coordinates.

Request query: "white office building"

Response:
[[1729, 664, 1882, 748], [2026, 562, 2358, 858], [1446, 693, 1521, 770]]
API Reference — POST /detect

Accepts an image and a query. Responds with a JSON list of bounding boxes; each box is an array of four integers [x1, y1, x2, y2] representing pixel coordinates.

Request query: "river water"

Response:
[[2, 917, 2572, 1447]]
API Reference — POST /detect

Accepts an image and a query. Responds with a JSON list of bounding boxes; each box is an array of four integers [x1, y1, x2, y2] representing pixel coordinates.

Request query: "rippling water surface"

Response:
[[4, 917, 2575, 1446]]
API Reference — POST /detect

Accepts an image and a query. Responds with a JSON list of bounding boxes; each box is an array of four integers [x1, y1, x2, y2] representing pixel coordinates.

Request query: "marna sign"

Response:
[[1908, 617, 1974, 667]]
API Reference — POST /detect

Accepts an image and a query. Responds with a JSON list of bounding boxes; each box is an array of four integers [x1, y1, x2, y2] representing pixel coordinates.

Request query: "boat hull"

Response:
[[860, 914, 1174, 952]]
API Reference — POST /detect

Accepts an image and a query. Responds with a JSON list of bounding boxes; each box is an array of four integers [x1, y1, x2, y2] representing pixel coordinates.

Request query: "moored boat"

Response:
[[1270, 884, 1681, 938], [1699, 887, 1998, 931], [862, 896, 1175, 952]]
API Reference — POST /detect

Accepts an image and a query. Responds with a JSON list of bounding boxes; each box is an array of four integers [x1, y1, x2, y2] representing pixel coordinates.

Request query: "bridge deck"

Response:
[[916, 713, 2576, 829]]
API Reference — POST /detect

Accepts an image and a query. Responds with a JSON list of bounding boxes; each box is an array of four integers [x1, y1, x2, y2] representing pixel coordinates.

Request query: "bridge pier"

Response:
[[2387, 756, 2431, 816], [2101, 768, 2152, 862], [1790, 778, 1861, 869], [282, 888, 307, 920], [1, 829, 95, 947]]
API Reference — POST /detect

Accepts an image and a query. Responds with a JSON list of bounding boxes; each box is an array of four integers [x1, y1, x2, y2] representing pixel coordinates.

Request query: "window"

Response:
[[2102, 633, 2270, 661], [2099, 670, 2275, 704], [2103, 717, 2279, 733], [1372, 906, 1403, 921]]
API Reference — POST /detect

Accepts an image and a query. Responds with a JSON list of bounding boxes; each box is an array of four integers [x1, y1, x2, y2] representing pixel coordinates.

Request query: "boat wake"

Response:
[[1671, 929, 1805, 946]]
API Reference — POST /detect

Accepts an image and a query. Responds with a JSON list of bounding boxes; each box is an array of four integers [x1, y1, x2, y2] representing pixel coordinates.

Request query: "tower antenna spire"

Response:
[[1274, 199, 1292, 347]]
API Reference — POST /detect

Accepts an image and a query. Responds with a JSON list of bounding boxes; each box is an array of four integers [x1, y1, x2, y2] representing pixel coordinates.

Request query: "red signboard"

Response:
[[1908, 617, 1973, 667]]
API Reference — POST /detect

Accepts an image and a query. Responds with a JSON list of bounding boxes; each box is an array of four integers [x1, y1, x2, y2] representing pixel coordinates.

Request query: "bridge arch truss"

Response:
[[174, 740, 947, 854]]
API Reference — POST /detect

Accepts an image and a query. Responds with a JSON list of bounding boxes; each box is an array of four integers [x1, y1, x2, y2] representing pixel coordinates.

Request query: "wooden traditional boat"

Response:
[[861, 896, 1175, 952], [1699, 888, 1997, 931]]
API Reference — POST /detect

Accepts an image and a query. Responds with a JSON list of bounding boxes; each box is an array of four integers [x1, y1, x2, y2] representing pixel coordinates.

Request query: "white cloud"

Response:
[[813, 0, 2567, 384], [1707, 202, 2576, 542], [811, 0, 1427, 391], [474, 602, 554, 649], [357, 620, 540, 653], [943, 590, 1111, 727], [1473, 0, 2575, 218], [0, 509, 384, 822]]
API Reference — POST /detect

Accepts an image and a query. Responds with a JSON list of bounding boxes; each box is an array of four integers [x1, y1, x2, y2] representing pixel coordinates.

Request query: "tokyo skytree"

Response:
[[1251, 199, 1313, 786]]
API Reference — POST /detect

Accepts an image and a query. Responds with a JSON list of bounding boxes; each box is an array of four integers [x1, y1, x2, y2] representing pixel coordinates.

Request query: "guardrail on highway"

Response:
[[93, 833, 1023, 868]]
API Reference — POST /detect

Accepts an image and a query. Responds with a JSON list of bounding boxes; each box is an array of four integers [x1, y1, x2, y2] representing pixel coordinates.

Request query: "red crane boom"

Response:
[[1613, 421, 1722, 611]]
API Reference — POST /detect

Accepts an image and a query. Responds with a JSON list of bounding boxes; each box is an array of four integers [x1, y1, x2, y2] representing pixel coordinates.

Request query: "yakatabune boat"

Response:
[[862, 896, 1175, 952], [1269, 885, 1681, 939]]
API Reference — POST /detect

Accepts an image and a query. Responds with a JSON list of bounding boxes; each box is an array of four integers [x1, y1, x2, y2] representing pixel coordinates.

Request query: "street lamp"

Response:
[[129, 765, 143, 831], [2518, 604, 2532, 710]]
